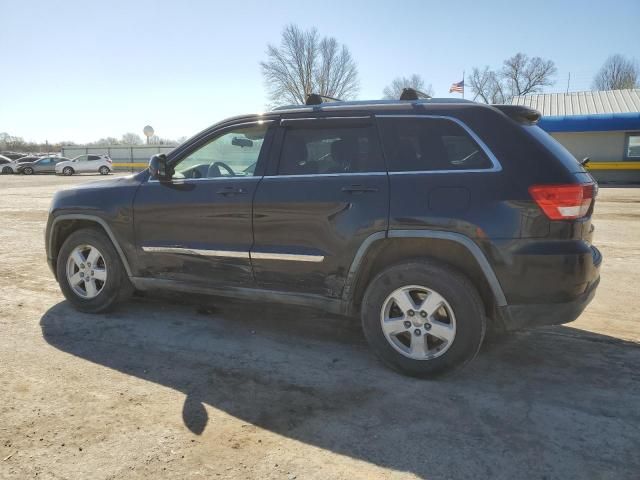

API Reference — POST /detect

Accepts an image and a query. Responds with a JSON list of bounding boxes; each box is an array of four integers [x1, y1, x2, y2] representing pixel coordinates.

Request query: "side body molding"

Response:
[[344, 229, 507, 307], [48, 214, 133, 277]]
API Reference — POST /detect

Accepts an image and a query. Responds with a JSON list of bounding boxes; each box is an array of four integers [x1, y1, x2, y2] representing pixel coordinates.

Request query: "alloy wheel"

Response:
[[66, 244, 107, 299], [380, 285, 457, 360]]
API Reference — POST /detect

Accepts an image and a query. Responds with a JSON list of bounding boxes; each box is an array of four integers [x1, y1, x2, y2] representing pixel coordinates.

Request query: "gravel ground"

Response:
[[1, 173, 639, 480]]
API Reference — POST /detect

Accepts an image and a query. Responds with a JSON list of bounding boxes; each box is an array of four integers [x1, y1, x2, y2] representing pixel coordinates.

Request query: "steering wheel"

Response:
[[211, 161, 235, 177]]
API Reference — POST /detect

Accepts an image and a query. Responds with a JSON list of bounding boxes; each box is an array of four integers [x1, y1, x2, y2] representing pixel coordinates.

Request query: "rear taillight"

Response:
[[528, 183, 595, 220], [106, 157, 112, 163]]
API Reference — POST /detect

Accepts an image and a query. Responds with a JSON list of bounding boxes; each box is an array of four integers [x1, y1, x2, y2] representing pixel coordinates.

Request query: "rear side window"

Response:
[[523, 125, 586, 173], [378, 117, 494, 172], [278, 125, 384, 175]]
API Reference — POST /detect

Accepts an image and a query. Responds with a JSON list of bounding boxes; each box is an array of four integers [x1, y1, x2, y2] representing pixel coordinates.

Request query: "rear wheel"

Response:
[[56, 228, 133, 313], [99, 166, 110, 175], [361, 259, 486, 378], [23, 166, 34, 175], [62, 166, 74, 176]]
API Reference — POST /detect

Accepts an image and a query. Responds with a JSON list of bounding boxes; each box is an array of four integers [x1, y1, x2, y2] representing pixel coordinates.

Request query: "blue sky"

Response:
[[2, 0, 639, 143]]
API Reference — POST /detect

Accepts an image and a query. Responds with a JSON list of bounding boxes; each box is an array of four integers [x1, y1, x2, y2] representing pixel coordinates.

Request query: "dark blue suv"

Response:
[[45, 96, 601, 377]]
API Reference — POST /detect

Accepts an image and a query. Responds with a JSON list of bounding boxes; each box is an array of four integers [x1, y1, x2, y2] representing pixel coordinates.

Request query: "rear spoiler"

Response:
[[492, 105, 541, 125]]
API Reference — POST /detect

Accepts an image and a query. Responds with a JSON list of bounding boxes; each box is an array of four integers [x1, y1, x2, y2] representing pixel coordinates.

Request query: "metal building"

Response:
[[511, 89, 640, 183]]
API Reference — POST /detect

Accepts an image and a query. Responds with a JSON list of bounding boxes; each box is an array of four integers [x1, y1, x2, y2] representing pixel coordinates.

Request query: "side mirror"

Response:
[[149, 154, 172, 181]]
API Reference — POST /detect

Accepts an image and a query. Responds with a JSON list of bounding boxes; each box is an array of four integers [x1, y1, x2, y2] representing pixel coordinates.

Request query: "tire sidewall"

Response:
[[63, 167, 74, 176], [56, 228, 125, 313], [99, 166, 109, 175], [361, 260, 486, 378], [24, 167, 33, 175]]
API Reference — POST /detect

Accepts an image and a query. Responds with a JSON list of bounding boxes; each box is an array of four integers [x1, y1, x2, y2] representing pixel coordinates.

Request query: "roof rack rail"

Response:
[[399, 88, 432, 101], [305, 93, 342, 106]]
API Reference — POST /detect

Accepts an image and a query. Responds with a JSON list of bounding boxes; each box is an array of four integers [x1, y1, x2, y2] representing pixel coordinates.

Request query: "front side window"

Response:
[[278, 125, 384, 175], [175, 124, 268, 179], [626, 133, 640, 159], [379, 118, 493, 172]]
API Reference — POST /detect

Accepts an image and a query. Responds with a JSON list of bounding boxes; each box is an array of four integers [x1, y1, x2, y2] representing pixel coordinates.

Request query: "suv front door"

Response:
[[251, 116, 389, 298], [133, 120, 275, 286]]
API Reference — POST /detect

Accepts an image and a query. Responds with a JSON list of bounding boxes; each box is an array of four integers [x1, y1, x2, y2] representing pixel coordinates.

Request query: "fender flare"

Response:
[[343, 229, 507, 307], [48, 214, 133, 277]]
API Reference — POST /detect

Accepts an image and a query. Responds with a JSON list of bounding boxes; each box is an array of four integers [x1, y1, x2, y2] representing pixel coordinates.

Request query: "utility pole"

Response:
[[566, 72, 571, 93]]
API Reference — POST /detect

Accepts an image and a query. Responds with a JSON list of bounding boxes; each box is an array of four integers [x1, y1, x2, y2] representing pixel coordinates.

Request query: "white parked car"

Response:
[[0, 154, 18, 174], [55, 154, 113, 176]]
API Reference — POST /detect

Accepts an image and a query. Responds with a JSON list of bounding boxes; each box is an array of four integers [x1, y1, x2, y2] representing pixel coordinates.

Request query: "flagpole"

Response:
[[462, 70, 465, 99]]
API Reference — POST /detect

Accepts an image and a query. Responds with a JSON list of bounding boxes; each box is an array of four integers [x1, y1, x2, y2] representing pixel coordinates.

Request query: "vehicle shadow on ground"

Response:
[[40, 296, 640, 479]]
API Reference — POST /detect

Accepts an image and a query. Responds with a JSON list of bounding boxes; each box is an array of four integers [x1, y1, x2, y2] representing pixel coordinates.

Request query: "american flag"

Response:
[[449, 80, 464, 93]]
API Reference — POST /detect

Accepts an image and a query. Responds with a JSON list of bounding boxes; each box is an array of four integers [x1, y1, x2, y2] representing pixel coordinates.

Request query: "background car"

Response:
[[17, 156, 69, 175], [16, 155, 40, 163], [55, 154, 113, 176], [0, 154, 18, 174], [0, 152, 27, 161]]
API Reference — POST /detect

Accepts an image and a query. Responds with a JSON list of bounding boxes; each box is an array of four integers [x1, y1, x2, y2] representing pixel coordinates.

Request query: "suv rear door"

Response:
[[251, 116, 389, 297], [133, 120, 275, 286]]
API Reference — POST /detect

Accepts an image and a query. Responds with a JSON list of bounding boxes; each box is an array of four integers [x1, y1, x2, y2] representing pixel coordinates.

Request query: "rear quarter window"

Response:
[[523, 125, 586, 173], [378, 117, 494, 172]]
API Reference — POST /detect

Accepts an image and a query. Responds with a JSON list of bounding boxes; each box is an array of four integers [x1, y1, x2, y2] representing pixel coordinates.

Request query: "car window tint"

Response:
[[378, 118, 493, 171], [278, 125, 384, 175], [175, 124, 268, 179]]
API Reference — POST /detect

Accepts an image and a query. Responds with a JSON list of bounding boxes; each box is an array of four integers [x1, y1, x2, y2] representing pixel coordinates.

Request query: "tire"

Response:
[[23, 167, 34, 175], [1, 166, 11, 174], [99, 166, 110, 175], [56, 227, 133, 313], [62, 167, 74, 176], [361, 259, 486, 378]]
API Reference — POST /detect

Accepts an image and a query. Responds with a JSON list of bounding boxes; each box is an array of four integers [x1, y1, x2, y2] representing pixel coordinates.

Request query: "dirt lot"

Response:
[[1, 173, 639, 479]]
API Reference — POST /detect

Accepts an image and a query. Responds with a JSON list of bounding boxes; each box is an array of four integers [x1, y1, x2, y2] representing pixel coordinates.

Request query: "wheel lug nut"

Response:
[[424, 323, 431, 331], [414, 329, 422, 336], [404, 321, 411, 329], [80, 272, 84, 277], [420, 311, 427, 318], [87, 262, 91, 267], [408, 310, 415, 317], [80, 264, 85, 269]]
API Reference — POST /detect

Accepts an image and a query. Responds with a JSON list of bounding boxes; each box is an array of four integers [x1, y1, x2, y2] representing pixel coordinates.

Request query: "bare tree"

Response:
[[261, 24, 359, 106], [468, 67, 506, 103], [469, 53, 556, 103], [121, 133, 143, 145], [593, 54, 639, 90], [502, 53, 556, 97], [382, 74, 433, 99]]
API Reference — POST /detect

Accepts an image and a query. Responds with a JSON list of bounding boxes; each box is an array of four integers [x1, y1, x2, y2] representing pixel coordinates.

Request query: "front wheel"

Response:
[[99, 166, 110, 175], [56, 227, 133, 313], [1, 166, 12, 174], [62, 166, 74, 176], [361, 259, 486, 378], [23, 167, 34, 175]]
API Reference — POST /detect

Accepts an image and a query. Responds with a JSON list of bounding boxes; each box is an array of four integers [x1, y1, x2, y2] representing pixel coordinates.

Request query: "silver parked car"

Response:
[[0, 155, 18, 174], [17, 156, 69, 175], [56, 154, 113, 176]]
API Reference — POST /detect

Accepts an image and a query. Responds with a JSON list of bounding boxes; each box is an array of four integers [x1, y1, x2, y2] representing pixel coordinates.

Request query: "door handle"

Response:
[[341, 185, 379, 193], [216, 187, 247, 195]]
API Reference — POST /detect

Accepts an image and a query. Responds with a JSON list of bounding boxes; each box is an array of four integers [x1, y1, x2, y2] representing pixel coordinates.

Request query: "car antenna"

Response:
[[399, 88, 432, 101]]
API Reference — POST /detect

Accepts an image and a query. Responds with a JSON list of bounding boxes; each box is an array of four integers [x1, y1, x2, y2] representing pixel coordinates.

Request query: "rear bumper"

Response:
[[496, 245, 602, 330]]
